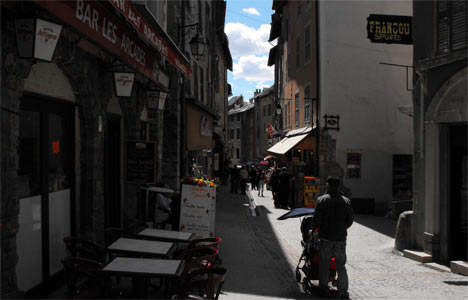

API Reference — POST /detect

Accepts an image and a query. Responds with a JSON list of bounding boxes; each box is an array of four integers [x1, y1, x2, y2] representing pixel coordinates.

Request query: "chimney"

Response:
[[254, 89, 261, 97]]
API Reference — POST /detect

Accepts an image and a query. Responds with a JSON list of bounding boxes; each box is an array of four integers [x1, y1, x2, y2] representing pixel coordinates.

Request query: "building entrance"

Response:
[[16, 95, 74, 295], [450, 124, 467, 261]]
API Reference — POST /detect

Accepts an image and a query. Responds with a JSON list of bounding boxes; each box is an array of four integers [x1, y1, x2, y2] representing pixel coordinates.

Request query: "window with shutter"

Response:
[[438, 0, 467, 54], [437, 0, 449, 53], [451, 1, 467, 50]]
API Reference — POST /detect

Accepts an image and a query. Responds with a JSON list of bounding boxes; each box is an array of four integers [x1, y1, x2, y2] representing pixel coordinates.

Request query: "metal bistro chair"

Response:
[[173, 267, 227, 300], [187, 237, 222, 265], [63, 237, 107, 263]]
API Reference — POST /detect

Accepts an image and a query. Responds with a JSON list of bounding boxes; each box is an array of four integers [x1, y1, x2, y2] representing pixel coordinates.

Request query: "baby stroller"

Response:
[[278, 208, 337, 294]]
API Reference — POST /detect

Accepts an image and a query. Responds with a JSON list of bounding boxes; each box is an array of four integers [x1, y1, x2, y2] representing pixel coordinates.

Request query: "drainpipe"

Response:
[[315, 0, 321, 178], [415, 70, 426, 160]]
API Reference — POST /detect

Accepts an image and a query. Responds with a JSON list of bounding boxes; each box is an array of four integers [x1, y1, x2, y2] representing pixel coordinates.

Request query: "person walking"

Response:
[[269, 168, 281, 207], [250, 167, 258, 190], [239, 166, 248, 194], [230, 165, 240, 194], [278, 167, 291, 208], [313, 176, 354, 299], [257, 168, 266, 197]]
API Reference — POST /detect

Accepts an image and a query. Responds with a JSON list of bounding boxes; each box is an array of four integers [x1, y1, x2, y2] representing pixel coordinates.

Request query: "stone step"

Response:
[[403, 249, 432, 263], [450, 260, 468, 276]]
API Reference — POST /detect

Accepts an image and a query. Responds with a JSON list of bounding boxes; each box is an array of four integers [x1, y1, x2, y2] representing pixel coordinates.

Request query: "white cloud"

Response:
[[233, 55, 274, 82], [242, 8, 260, 16], [225, 23, 272, 58]]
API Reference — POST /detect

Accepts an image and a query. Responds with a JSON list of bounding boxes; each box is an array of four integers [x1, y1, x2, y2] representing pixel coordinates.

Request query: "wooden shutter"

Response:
[[451, 1, 467, 50], [437, 0, 449, 53]]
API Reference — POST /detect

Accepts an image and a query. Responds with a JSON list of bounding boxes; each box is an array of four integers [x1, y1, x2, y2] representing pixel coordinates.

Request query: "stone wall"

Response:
[[319, 129, 350, 196], [1, 16, 34, 298]]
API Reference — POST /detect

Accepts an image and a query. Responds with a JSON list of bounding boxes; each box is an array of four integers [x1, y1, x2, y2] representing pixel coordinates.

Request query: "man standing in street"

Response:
[[239, 166, 248, 194], [314, 176, 353, 299]]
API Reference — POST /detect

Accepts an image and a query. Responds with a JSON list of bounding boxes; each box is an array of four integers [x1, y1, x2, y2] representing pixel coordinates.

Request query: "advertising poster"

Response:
[[179, 184, 216, 238]]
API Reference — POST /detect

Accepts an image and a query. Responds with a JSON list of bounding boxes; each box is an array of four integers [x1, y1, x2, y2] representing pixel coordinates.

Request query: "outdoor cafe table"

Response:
[[137, 228, 194, 243], [100, 257, 184, 298], [106, 238, 176, 258]]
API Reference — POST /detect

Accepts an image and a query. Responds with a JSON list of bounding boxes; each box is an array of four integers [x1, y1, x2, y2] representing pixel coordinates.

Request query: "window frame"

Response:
[[295, 91, 300, 127]]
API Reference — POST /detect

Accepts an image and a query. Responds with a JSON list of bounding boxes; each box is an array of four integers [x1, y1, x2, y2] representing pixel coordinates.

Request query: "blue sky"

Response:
[[225, 0, 275, 101]]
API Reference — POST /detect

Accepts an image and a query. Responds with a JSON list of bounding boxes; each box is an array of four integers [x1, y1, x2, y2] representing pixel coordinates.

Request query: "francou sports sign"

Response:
[[367, 14, 412, 45]]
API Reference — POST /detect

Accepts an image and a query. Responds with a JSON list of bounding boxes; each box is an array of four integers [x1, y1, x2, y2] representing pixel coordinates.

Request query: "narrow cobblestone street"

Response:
[[216, 185, 468, 300]]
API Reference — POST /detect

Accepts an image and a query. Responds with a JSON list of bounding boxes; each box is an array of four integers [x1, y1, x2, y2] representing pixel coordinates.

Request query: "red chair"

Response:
[[173, 267, 227, 300], [187, 237, 222, 250], [177, 246, 219, 274]]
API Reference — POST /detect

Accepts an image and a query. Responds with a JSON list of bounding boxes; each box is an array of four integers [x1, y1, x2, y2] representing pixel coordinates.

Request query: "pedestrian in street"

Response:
[[230, 165, 240, 193], [257, 168, 266, 197], [278, 167, 291, 209], [239, 166, 248, 194], [314, 176, 353, 299], [269, 168, 281, 207], [250, 167, 258, 190]]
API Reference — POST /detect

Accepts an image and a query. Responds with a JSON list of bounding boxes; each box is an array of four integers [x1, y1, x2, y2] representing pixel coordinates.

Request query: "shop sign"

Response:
[[347, 150, 361, 179], [200, 115, 212, 137], [180, 184, 216, 238], [125, 140, 156, 183], [267, 124, 274, 139], [33, 0, 180, 84], [15, 18, 62, 61], [107, 0, 191, 79], [114, 72, 135, 97], [366, 14, 412, 44]]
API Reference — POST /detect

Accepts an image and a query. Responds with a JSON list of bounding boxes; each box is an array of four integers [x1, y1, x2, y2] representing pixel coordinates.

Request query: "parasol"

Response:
[[277, 207, 315, 220]]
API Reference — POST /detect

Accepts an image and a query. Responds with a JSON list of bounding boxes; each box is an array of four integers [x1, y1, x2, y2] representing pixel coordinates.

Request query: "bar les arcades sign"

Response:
[[367, 14, 412, 45]]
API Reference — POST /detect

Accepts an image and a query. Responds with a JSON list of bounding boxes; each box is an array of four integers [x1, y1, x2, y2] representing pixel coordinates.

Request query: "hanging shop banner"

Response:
[[366, 14, 412, 44], [114, 72, 135, 97], [179, 184, 216, 239], [267, 124, 274, 139], [347, 150, 361, 179], [33, 0, 187, 85], [107, 0, 191, 79], [125, 140, 156, 183]]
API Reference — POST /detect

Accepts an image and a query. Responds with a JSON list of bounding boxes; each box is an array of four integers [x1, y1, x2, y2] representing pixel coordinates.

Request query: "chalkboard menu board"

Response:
[[125, 140, 156, 183]]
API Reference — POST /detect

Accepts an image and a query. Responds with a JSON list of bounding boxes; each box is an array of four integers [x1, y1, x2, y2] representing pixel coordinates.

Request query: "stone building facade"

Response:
[[410, 0, 467, 265], [0, 0, 220, 297]]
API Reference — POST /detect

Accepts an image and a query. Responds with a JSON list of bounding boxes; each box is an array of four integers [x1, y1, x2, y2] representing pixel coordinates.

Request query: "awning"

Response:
[[268, 12, 281, 42], [267, 133, 309, 155], [268, 45, 278, 66]]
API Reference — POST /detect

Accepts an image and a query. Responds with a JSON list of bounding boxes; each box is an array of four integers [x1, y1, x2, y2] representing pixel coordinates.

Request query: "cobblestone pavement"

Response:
[[216, 184, 468, 300]]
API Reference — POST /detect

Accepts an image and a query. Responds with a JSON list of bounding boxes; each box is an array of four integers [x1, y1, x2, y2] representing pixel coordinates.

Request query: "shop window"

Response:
[[392, 154, 413, 201], [347, 150, 361, 178]]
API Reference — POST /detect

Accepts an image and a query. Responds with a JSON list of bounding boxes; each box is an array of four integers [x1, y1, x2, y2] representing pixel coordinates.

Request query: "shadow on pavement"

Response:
[[443, 280, 468, 286], [353, 214, 397, 238], [216, 185, 314, 299]]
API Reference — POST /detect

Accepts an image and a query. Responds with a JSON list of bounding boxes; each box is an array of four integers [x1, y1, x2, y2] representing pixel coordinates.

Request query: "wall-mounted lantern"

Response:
[[14, 18, 62, 61], [147, 90, 168, 110], [179, 23, 206, 59], [113, 72, 135, 97]]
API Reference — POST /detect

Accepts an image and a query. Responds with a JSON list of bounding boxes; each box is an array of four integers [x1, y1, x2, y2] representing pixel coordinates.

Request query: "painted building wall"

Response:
[[279, 0, 318, 131], [319, 0, 413, 212]]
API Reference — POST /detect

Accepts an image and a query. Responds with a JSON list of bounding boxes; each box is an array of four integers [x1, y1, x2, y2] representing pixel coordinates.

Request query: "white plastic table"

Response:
[[137, 228, 194, 243], [106, 238, 175, 258]]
